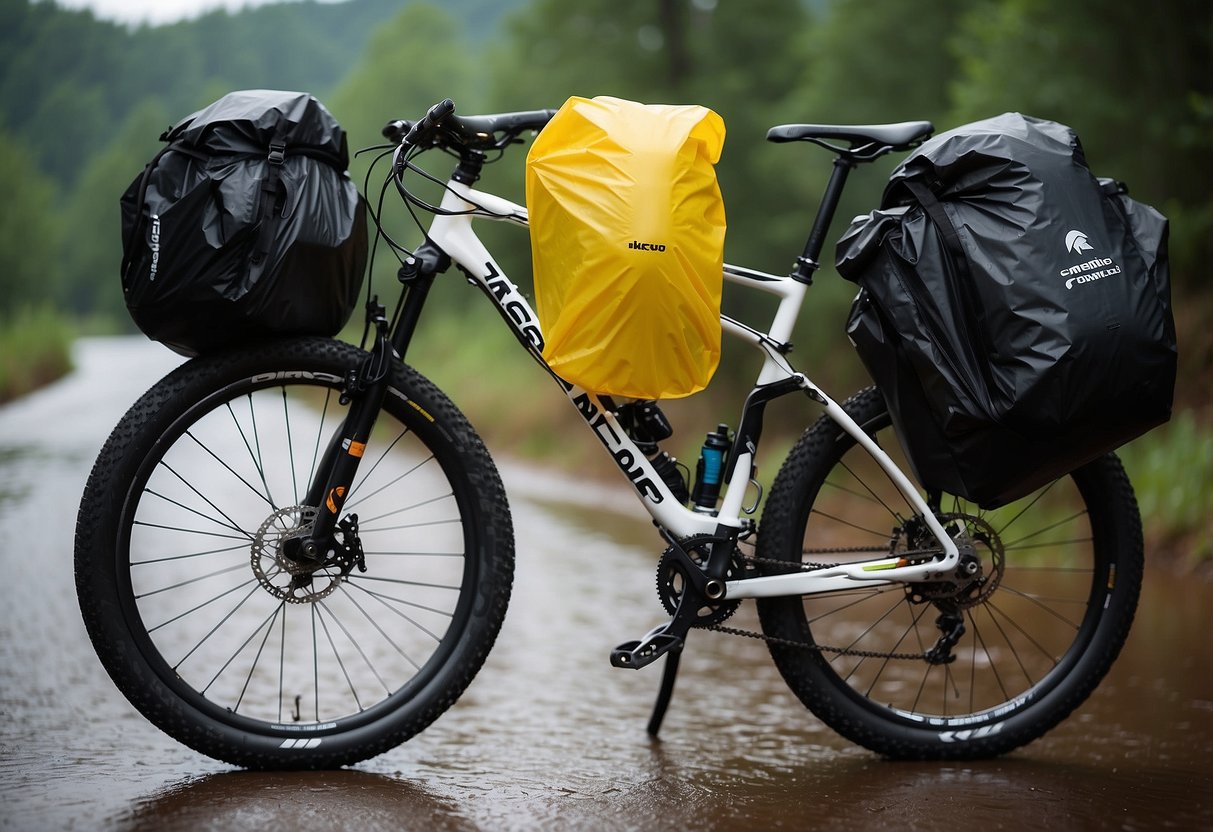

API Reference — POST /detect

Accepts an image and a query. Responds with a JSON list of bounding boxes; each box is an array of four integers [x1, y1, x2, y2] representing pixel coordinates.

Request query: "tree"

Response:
[[0, 129, 62, 316], [796, 0, 969, 127], [950, 0, 1213, 284], [60, 100, 173, 323], [490, 0, 814, 275], [328, 3, 479, 152]]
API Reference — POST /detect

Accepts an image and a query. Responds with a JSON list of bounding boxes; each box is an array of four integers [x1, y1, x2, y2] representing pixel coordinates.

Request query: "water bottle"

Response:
[[691, 424, 730, 513]]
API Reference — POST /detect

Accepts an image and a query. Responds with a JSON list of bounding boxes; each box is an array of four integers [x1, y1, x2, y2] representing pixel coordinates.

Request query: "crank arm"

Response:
[[610, 579, 705, 670]]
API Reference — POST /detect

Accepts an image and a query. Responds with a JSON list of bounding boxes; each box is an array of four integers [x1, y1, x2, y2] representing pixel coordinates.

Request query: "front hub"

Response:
[[250, 505, 346, 603]]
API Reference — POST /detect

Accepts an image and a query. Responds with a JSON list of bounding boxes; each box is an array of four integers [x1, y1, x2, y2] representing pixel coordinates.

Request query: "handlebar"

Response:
[[381, 99, 557, 154]]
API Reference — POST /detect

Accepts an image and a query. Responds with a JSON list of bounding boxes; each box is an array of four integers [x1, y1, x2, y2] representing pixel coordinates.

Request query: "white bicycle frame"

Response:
[[426, 178, 959, 599]]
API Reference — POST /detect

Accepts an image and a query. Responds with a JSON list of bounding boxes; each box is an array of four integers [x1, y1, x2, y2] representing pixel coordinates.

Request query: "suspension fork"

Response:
[[301, 246, 445, 555]]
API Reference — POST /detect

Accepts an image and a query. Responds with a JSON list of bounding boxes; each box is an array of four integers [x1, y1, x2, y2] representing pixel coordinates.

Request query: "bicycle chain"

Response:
[[704, 547, 944, 661]]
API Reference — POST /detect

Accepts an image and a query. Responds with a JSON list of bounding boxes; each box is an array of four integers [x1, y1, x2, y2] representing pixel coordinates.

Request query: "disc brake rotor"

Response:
[[250, 505, 343, 603], [904, 511, 1005, 608]]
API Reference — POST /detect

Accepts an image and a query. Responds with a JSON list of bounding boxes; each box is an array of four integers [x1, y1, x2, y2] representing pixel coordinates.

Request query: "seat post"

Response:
[[792, 154, 856, 284]]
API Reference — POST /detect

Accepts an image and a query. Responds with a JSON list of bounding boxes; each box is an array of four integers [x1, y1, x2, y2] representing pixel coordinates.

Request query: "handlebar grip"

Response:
[[382, 119, 410, 140], [403, 98, 456, 145], [426, 99, 456, 124]]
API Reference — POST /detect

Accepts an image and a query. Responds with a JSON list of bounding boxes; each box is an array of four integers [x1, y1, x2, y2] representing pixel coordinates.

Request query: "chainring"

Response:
[[656, 534, 750, 627]]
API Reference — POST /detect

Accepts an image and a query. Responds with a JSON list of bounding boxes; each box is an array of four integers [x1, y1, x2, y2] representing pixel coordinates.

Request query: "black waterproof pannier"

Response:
[[836, 113, 1176, 508], [120, 90, 367, 355]]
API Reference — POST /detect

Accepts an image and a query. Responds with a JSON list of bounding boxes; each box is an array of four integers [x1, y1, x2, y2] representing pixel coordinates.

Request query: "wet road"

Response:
[[1, 337, 1211, 831]]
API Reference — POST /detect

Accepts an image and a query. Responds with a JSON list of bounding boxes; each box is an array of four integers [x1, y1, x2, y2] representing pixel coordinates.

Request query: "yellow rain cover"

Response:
[[526, 96, 726, 399]]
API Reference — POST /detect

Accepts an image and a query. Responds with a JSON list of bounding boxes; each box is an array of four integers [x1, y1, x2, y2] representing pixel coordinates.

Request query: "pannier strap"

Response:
[[904, 180, 970, 284], [252, 132, 288, 265]]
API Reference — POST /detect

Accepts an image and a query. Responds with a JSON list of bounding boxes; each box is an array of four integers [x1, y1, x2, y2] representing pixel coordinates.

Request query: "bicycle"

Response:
[[75, 99, 1143, 769]]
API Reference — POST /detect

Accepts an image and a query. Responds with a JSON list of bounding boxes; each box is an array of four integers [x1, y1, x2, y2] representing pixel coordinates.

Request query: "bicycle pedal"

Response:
[[610, 631, 683, 670]]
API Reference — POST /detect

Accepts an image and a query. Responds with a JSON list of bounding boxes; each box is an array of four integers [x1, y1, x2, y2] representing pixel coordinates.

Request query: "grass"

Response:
[[1118, 410, 1213, 566], [0, 306, 74, 404]]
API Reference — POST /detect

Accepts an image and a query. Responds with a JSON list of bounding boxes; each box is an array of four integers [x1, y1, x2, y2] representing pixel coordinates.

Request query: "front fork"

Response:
[[302, 246, 445, 558], [299, 305, 393, 559]]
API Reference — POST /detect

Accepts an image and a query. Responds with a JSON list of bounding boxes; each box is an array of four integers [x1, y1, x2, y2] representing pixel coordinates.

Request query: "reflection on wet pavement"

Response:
[[1, 338, 1210, 831]]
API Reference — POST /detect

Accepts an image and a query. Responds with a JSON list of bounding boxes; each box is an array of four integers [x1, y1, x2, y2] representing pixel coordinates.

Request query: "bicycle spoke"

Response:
[[996, 584, 1083, 630], [185, 430, 276, 510], [278, 605, 287, 724], [346, 582, 459, 619], [199, 602, 279, 697], [980, 602, 1036, 687], [146, 478, 247, 538], [991, 479, 1061, 538], [307, 389, 334, 494], [314, 603, 363, 712], [837, 458, 910, 524], [351, 574, 463, 592], [1002, 537, 1094, 553], [363, 547, 465, 558], [318, 597, 392, 695], [1000, 509, 1088, 549], [967, 611, 1010, 702], [344, 455, 437, 513], [233, 602, 285, 712], [131, 541, 247, 566], [136, 561, 251, 599], [808, 506, 891, 541], [358, 491, 455, 527], [336, 585, 423, 672], [311, 606, 320, 722], [227, 397, 276, 509], [859, 601, 928, 695], [173, 582, 263, 671], [281, 387, 300, 506], [346, 582, 446, 643], [133, 519, 251, 542], [986, 598, 1064, 667], [347, 425, 410, 502], [146, 577, 260, 633]]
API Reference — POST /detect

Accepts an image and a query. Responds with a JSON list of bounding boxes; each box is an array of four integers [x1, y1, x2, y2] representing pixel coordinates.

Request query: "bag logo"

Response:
[[1064, 229, 1094, 255], [148, 214, 161, 281], [1060, 229, 1121, 289], [628, 240, 666, 252], [1060, 257, 1120, 289]]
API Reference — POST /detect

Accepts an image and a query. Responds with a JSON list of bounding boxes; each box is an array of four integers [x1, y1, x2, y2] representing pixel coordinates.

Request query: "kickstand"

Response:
[[646, 643, 683, 737]]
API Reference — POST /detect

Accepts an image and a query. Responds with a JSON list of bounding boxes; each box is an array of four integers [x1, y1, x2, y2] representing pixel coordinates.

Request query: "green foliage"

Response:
[[329, 5, 480, 154], [61, 99, 173, 321], [1119, 412, 1213, 563], [494, 0, 814, 274], [327, 4, 483, 298], [1, 0, 1211, 561], [0, 0, 519, 191], [950, 0, 1213, 281], [0, 305, 74, 403], [0, 129, 62, 308]]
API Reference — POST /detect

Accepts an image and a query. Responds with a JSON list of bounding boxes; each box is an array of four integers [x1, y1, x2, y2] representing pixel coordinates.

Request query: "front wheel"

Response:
[[75, 338, 514, 769], [756, 387, 1143, 759]]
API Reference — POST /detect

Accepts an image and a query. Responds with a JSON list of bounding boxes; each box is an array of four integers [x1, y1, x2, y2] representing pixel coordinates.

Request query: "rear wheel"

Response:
[[75, 338, 514, 768], [757, 387, 1142, 759]]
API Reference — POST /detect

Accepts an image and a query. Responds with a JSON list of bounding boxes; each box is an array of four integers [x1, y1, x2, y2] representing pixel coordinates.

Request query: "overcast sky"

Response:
[[50, 0, 330, 26]]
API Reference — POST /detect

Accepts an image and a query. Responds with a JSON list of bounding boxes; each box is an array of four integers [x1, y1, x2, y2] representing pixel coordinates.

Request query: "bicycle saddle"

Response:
[[767, 121, 934, 152]]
